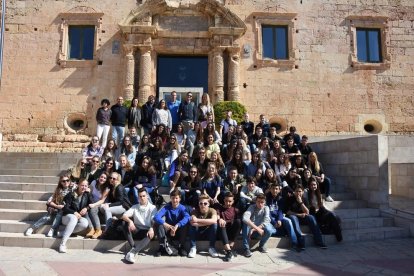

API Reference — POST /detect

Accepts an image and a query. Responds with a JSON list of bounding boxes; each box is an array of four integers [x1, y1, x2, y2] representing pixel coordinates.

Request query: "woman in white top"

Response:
[[198, 93, 214, 123], [152, 99, 172, 131]]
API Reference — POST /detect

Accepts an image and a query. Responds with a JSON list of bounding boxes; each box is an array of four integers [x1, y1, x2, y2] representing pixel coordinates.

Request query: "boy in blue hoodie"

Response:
[[266, 183, 299, 251], [154, 189, 190, 256]]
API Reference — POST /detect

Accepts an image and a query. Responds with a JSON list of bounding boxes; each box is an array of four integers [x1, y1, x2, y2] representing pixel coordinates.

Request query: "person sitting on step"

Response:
[[154, 189, 190, 257], [122, 187, 157, 264]]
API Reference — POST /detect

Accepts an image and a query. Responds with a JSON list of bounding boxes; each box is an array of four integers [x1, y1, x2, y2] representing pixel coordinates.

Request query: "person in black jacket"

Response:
[[100, 172, 131, 230], [141, 95, 156, 135], [178, 92, 197, 134], [59, 179, 92, 253], [111, 96, 128, 146]]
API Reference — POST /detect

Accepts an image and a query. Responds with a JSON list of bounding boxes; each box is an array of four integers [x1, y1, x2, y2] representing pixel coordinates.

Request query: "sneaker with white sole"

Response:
[[125, 250, 136, 264], [46, 228, 54, 237], [59, 244, 67, 253], [188, 247, 196, 258], [208, 247, 219, 258], [325, 196, 334, 202], [24, 228, 34, 236]]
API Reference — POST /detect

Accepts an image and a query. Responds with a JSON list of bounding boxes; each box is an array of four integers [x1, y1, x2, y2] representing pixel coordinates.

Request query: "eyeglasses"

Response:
[[199, 202, 208, 206], [170, 138, 176, 141], [81, 162, 87, 165], [61, 179, 70, 182], [188, 95, 193, 98], [110, 177, 117, 180]]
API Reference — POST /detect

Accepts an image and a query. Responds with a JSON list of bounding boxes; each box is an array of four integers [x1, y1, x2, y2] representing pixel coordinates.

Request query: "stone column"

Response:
[[228, 47, 241, 102], [138, 46, 152, 104], [211, 48, 224, 103], [123, 45, 135, 100]]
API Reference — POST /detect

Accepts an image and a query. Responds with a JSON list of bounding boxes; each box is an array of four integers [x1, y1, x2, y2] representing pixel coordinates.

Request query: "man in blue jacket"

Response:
[[266, 183, 300, 251], [154, 189, 190, 256]]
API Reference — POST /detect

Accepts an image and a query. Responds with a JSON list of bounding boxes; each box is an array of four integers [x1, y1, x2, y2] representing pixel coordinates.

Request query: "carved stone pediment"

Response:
[[60, 5, 104, 18], [119, 0, 246, 37]]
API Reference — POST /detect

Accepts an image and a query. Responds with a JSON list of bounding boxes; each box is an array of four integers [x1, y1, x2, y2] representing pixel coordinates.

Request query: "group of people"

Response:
[[23, 91, 342, 263]]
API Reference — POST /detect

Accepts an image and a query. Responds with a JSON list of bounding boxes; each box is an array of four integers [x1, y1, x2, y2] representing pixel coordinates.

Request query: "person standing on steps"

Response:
[[96, 98, 112, 148], [111, 96, 128, 147]]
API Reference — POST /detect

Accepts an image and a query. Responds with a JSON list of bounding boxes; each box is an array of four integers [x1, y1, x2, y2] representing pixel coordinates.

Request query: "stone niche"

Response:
[[118, 0, 247, 104]]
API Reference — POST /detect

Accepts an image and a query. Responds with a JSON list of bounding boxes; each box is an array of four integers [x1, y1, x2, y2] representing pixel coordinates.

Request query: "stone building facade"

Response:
[[0, 0, 414, 150]]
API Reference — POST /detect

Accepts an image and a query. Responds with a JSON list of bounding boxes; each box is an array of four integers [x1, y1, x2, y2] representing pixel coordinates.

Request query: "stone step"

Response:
[[0, 199, 47, 210], [342, 226, 410, 242], [0, 153, 80, 158], [0, 231, 337, 252], [0, 209, 45, 221], [324, 200, 367, 210], [0, 182, 57, 192], [0, 175, 60, 183], [330, 192, 357, 201], [0, 190, 51, 200], [0, 169, 65, 176], [334, 208, 380, 219], [1, 163, 74, 170], [341, 217, 394, 230]]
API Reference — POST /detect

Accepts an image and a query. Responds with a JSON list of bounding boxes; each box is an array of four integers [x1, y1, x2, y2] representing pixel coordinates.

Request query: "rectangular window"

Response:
[[356, 28, 381, 63], [262, 25, 288, 60], [68, 25, 95, 60]]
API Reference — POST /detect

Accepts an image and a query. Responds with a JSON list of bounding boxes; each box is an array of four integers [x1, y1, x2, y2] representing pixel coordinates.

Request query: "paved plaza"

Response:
[[0, 238, 413, 275]]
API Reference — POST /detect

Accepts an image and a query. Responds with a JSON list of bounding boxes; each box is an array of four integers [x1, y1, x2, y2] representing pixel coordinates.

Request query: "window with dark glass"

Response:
[[356, 28, 381, 63], [262, 25, 288, 60], [68, 25, 95, 60]]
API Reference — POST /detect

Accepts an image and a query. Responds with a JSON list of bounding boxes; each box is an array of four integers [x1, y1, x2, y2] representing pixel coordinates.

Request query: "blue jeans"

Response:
[[189, 223, 217, 248], [320, 177, 331, 197], [111, 125, 125, 147], [273, 216, 298, 246], [242, 222, 276, 250], [289, 214, 324, 246]]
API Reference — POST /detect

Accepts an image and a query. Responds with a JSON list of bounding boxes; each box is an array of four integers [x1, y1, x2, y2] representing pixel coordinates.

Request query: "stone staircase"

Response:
[[0, 152, 410, 252]]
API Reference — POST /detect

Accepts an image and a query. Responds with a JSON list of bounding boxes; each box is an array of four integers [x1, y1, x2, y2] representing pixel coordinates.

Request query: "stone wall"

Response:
[[0, 0, 413, 138], [311, 135, 389, 209], [388, 135, 414, 198], [390, 163, 414, 199]]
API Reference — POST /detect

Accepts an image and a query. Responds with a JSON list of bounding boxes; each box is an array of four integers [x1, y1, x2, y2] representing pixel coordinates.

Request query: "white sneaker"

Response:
[[25, 228, 34, 236], [188, 247, 196, 258], [125, 251, 136, 263], [59, 244, 67, 253], [46, 228, 54, 237], [208, 247, 219, 258], [325, 196, 334, 202]]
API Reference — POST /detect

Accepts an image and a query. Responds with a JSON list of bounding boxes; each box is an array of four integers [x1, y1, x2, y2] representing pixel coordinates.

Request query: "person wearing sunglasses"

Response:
[[24, 174, 76, 237], [100, 172, 132, 230], [188, 194, 218, 258], [69, 158, 91, 184], [82, 136, 104, 163], [178, 92, 197, 134]]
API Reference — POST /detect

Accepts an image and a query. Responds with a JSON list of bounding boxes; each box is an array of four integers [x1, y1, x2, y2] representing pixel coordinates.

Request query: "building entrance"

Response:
[[156, 56, 208, 104]]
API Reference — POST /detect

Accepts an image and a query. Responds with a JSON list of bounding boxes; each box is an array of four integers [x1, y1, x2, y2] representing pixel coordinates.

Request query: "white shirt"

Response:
[[123, 202, 157, 229]]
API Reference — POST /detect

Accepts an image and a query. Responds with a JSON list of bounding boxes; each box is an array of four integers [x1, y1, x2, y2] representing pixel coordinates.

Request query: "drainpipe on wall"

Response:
[[0, 0, 6, 86]]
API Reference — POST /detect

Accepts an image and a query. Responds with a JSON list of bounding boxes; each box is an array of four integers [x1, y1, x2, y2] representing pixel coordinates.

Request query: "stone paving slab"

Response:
[[0, 238, 414, 275]]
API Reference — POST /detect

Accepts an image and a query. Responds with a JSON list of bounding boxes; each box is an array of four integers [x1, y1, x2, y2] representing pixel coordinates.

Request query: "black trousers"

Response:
[[122, 221, 149, 248], [155, 222, 188, 248], [218, 219, 241, 246]]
